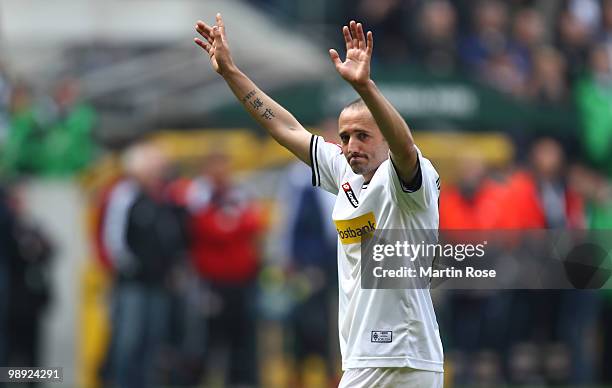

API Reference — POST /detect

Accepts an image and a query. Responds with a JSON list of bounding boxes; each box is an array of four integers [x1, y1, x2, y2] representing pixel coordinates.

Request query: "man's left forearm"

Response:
[[354, 80, 418, 178]]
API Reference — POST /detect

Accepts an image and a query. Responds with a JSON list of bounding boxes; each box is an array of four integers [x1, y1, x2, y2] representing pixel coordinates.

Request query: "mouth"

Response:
[[349, 155, 366, 164]]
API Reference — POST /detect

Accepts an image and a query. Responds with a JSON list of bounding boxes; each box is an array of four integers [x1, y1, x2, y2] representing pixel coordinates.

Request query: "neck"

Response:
[[363, 171, 375, 184]]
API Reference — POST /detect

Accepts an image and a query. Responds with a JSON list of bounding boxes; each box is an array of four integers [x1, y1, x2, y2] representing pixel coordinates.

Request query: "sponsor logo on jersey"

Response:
[[342, 182, 359, 208], [333, 212, 376, 245], [371, 331, 393, 343]]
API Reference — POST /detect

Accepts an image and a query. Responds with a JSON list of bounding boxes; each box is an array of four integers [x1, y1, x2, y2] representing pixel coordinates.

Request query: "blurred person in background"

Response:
[[568, 164, 612, 383], [439, 154, 509, 385], [569, 164, 612, 229], [0, 181, 54, 371], [460, 1, 533, 97], [576, 43, 612, 177], [100, 141, 187, 388], [481, 50, 529, 97], [0, 81, 42, 175], [505, 137, 583, 229], [526, 46, 568, 104], [504, 138, 601, 385], [1, 77, 96, 177], [459, 0, 510, 72], [351, 0, 410, 63], [41, 77, 96, 175], [440, 153, 506, 230], [509, 7, 546, 77], [507, 8, 571, 105], [183, 150, 263, 388], [556, 7, 592, 82], [412, 0, 459, 74], [568, 0, 602, 37], [272, 119, 338, 387], [598, 0, 612, 44]]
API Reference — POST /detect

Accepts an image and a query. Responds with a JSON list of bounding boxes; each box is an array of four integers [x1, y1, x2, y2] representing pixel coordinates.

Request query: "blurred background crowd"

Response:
[[1, 0, 612, 387]]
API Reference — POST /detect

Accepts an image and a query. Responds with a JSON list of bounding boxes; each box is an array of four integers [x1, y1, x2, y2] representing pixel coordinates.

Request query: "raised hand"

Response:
[[329, 21, 373, 88], [194, 13, 236, 76]]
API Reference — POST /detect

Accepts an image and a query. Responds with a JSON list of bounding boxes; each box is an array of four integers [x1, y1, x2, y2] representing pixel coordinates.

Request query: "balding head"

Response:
[[122, 141, 168, 190], [342, 98, 369, 115]]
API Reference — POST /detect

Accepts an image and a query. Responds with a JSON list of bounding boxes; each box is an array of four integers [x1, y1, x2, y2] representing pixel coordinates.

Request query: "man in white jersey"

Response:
[[194, 14, 444, 387]]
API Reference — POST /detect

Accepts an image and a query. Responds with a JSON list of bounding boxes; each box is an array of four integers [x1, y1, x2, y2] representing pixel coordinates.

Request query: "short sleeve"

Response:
[[310, 135, 347, 195], [387, 146, 440, 210]]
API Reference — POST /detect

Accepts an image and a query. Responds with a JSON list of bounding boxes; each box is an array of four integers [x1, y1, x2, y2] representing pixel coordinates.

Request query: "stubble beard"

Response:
[[348, 158, 370, 176]]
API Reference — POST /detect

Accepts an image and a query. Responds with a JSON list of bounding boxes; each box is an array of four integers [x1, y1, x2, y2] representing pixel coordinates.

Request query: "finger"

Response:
[[342, 25, 352, 51], [195, 23, 213, 44], [194, 38, 210, 53], [196, 20, 213, 35], [196, 21, 214, 42], [212, 25, 221, 39], [366, 30, 374, 55], [357, 22, 366, 50], [213, 24, 226, 48], [349, 21, 359, 50], [216, 13, 226, 39], [329, 49, 342, 68], [216, 13, 224, 28]]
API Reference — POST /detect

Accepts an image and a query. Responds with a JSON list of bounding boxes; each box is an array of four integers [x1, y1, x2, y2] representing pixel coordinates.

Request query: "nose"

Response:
[[346, 136, 360, 154]]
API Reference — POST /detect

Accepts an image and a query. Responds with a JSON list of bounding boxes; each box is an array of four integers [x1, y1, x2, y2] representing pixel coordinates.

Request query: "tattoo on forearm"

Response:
[[241, 89, 275, 120], [241, 90, 256, 103], [261, 108, 275, 120], [250, 97, 263, 110]]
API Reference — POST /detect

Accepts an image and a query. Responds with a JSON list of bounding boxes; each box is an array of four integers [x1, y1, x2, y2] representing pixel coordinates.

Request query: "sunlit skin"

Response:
[[338, 107, 390, 182]]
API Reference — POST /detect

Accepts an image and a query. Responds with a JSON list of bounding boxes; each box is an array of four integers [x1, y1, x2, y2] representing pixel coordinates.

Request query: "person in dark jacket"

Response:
[[0, 182, 53, 374], [101, 141, 187, 388]]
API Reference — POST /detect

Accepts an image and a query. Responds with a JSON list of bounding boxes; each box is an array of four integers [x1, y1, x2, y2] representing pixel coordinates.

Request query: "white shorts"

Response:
[[339, 367, 443, 388]]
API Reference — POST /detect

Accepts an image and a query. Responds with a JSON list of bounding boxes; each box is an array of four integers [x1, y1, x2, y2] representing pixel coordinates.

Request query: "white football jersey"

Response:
[[309, 135, 444, 372]]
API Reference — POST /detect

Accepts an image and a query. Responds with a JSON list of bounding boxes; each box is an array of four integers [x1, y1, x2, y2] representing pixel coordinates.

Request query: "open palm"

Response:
[[330, 21, 373, 87]]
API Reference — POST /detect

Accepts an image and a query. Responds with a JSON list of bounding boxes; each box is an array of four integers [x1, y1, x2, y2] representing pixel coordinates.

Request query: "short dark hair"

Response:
[[342, 98, 368, 112]]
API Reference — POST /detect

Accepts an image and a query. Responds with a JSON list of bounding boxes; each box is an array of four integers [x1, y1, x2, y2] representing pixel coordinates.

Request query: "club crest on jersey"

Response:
[[342, 182, 359, 208], [371, 330, 393, 343]]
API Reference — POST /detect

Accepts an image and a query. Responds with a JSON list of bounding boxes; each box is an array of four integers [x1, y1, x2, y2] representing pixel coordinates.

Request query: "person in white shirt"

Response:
[[194, 14, 443, 387]]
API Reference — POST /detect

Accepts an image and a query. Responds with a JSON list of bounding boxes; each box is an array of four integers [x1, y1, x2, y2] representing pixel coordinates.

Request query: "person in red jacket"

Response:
[[440, 153, 507, 230], [504, 137, 584, 229], [503, 138, 598, 385], [439, 154, 511, 384], [183, 150, 263, 387]]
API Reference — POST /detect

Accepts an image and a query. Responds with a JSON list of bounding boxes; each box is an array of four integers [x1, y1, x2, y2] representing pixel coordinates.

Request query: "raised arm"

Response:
[[194, 14, 312, 164], [329, 21, 418, 183]]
